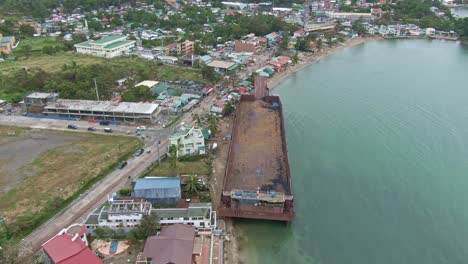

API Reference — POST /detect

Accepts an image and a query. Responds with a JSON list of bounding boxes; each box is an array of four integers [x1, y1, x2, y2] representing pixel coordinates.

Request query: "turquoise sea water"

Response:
[[237, 39, 468, 264]]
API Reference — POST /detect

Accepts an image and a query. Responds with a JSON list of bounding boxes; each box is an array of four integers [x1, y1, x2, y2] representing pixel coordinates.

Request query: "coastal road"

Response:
[[11, 93, 217, 255]]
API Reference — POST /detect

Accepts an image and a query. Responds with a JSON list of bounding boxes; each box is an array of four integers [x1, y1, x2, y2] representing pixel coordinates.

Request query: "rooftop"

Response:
[[153, 203, 211, 218], [207, 60, 237, 69], [143, 224, 195, 264], [136, 80, 159, 88], [26, 92, 59, 99], [134, 177, 181, 190], [44, 99, 159, 115], [224, 97, 291, 194], [43, 232, 102, 264]]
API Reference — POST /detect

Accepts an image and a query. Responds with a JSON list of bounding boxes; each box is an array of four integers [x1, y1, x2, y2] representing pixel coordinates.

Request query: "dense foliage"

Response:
[[0, 56, 201, 102]]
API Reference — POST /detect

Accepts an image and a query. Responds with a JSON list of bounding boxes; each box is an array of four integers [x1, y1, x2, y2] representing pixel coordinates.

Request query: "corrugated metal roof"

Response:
[[135, 177, 181, 190]]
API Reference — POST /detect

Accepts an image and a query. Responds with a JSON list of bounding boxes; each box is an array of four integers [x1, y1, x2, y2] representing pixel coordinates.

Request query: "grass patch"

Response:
[[165, 115, 182, 128], [145, 159, 211, 176], [16, 37, 65, 54], [0, 52, 106, 75], [0, 128, 142, 243]]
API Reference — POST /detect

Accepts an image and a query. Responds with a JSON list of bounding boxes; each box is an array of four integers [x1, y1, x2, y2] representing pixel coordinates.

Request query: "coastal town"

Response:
[[0, 0, 468, 263]]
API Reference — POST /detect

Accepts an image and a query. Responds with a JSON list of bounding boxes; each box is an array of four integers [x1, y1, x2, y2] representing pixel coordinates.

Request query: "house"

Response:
[[265, 32, 280, 43], [141, 224, 197, 264], [206, 60, 239, 73], [165, 42, 178, 56], [85, 197, 152, 234], [293, 30, 305, 38], [0, 34, 15, 54], [199, 55, 213, 64], [134, 177, 182, 205], [234, 40, 256, 53], [154, 202, 216, 234], [156, 55, 178, 64], [22, 92, 59, 114], [170, 126, 206, 156], [42, 224, 102, 264], [74, 35, 136, 58]]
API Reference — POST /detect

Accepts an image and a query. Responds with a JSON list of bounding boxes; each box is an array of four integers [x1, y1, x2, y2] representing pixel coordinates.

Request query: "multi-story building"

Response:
[[74, 35, 136, 58], [85, 197, 152, 233], [22, 92, 59, 114], [154, 203, 216, 234], [170, 126, 206, 157], [177, 40, 194, 55], [43, 99, 160, 123]]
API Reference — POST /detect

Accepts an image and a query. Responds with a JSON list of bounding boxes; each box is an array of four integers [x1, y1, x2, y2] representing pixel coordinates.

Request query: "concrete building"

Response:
[[74, 35, 136, 58], [134, 177, 182, 205], [177, 40, 194, 55], [170, 127, 206, 157], [154, 203, 216, 234], [0, 34, 15, 54], [43, 99, 159, 123], [156, 55, 179, 64], [85, 197, 152, 233], [22, 92, 59, 114]]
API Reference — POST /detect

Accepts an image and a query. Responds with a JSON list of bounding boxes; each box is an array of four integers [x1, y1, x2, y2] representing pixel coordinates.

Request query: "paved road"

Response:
[[9, 93, 217, 255]]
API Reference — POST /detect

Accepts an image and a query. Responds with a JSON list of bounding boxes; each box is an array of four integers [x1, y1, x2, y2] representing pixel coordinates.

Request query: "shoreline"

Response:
[[268, 36, 382, 91]]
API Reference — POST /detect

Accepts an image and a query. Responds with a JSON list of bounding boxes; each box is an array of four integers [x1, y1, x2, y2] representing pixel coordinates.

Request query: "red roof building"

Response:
[[42, 225, 102, 264], [234, 40, 256, 53]]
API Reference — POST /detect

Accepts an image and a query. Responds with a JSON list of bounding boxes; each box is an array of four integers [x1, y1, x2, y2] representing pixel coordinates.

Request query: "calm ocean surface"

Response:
[[236, 39, 468, 264]]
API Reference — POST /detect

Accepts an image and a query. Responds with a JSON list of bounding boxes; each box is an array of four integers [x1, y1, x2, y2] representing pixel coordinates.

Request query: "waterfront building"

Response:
[[154, 202, 216, 234]]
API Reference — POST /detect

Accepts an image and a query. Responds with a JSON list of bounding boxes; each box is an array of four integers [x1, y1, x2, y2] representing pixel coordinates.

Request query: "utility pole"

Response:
[[94, 78, 100, 101], [157, 140, 161, 164]]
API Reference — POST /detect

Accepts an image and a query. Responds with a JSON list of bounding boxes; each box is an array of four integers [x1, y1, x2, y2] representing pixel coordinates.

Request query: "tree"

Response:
[[193, 42, 206, 55], [292, 52, 299, 65], [223, 101, 236, 116], [94, 227, 116, 238], [352, 18, 367, 36], [128, 214, 159, 240], [192, 113, 201, 126], [168, 144, 179, 170], [121, 85, 153, 102], [201, 65, 217, 82], [317, 38, 323, 50], [207, 115, 219, 135], [280, 34, 289, 50], [184, 175, 201, 194], [18, 24, 35, 38]]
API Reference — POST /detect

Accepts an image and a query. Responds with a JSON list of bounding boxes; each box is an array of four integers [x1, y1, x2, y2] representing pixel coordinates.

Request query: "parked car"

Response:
[[146, 148, 151, 154], [87, 127, 96, 131], [135, 148, 144, 156], [67, 125, 78, 129], [118, 161, 128, 169], [137, 126, 146, 131], [99, 120, 110, 125], [104, 128, 113, 133]]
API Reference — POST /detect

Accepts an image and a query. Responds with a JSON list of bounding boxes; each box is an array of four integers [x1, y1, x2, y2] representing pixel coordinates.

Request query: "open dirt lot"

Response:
[[0, 126, 141, 222]]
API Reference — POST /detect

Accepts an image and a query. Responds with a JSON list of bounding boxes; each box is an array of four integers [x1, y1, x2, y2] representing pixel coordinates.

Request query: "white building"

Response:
[[155, 203, 216, 234], [85, 197, 152, 233], [74, 35, 136, 58], [170, 126, 206, 157]]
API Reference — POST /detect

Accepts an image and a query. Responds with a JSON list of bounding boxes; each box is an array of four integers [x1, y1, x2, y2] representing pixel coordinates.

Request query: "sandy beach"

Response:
[[269, 36, 382, 91]]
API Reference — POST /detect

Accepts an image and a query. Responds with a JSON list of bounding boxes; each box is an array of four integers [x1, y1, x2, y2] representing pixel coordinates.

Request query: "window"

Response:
[[183, 217, 189, 220]]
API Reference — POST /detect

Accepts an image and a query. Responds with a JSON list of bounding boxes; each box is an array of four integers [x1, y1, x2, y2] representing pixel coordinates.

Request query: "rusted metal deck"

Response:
[[220, 94, 294, 221]]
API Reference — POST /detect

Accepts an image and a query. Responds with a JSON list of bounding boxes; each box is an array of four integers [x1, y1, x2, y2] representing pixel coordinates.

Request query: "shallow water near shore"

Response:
[[236, 39, 468, 264]]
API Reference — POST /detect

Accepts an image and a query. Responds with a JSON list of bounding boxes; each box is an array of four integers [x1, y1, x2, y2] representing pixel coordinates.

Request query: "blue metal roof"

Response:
[[134, 177, 181, 190]]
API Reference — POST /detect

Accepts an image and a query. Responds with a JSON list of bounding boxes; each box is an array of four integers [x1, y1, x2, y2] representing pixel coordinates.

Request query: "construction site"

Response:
[[219, 77, 294, 221]]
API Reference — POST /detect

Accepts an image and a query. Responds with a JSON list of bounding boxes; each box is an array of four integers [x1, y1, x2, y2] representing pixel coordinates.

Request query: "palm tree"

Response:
[[184, 175, 201, 194], [207, 115, 219, 135], [192, 113, 201, 126], [168, 144, 178, 169]]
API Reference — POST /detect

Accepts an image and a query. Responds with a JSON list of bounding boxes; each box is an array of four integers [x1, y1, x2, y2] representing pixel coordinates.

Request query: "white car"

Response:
[[137, 126, 146, 131]]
